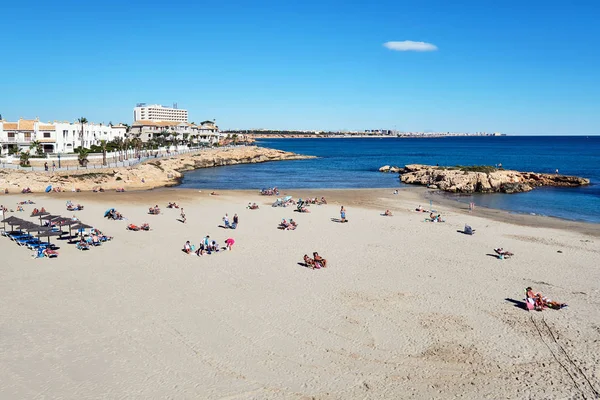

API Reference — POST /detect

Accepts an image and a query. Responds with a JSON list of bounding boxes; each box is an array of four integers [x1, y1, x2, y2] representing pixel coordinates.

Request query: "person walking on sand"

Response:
[[180, 208, 186, 223], [340, 206, 346, 223], [52, 161, 56, 172]]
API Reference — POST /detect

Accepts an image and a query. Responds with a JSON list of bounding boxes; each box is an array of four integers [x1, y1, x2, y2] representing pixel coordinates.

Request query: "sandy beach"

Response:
[[1, 188, 599, 399]]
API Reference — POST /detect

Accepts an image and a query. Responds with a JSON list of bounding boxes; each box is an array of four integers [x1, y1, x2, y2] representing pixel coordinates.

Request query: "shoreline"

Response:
[[11, 185, 599, 237]]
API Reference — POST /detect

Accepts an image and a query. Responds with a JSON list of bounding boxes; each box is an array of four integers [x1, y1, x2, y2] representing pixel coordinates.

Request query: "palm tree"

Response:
[[113, 137, 124, 161], [29, 140, 43, 156], [100, 140, 107, 166], [77, 148, 89, 167], [78, 117, 88, 148], [19, 150, 30, 167], [131, 137, 143, 157]]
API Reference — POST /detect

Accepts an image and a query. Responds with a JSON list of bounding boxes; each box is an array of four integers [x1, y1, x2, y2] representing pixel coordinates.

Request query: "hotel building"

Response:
[[133, 104, 188, 123]]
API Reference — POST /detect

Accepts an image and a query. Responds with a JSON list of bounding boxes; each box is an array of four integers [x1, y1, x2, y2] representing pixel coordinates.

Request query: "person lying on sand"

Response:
[[494, 248, 514, 259], [303, 254, 315, 267], [526, 287, 567, 310], [384, 210, 393, 216], [279, 219, 290, 229], [313, 252, 327, 268], [210, 191, 219, 196], [43, 248, 59, 257]]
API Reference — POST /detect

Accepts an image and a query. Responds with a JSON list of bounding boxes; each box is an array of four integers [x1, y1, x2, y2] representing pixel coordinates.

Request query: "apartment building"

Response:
[[130, 120, 220, 145], [133, 104, 188, 123], [0, 118, 127, 155]]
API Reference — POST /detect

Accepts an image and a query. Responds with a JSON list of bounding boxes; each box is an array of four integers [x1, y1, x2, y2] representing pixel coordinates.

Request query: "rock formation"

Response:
[[0, 147, 314, 193], [386, 164, 589, 194]]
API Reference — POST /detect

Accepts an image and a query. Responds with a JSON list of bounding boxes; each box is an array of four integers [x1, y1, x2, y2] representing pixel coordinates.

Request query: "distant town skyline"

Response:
[[1, 1, 599, 135]]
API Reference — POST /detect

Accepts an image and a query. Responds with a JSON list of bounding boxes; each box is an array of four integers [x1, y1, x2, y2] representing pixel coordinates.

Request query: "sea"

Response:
[[179, 136, 600, 224]]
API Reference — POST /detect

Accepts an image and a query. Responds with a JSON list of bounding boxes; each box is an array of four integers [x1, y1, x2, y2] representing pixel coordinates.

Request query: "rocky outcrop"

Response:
[[379, 165, 401, 173], [391, 164, 589, 194], [0, 147, 314, 193]]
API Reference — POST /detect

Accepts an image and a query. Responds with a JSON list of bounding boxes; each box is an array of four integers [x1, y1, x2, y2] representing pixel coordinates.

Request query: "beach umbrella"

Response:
[[36, 230, 62, 244], [71, 222, 94, 239], [1, 216, 25, 231]]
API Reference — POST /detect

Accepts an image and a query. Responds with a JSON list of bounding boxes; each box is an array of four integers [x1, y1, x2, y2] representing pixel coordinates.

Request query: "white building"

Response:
[[130, 120, 219, 145], [0, 118, 128, 155], [133, 104, 188, 123]]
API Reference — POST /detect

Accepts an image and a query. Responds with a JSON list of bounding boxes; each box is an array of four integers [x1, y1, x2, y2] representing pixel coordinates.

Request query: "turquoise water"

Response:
[[179, 137, 600, 223]]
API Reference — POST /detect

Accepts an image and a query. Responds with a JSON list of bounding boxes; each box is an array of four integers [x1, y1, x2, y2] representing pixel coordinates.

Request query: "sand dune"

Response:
[[1, 189, 599, 399]]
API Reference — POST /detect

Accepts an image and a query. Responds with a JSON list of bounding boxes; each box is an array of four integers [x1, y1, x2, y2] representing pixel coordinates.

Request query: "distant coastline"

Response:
[[246, 133, 505, 139]]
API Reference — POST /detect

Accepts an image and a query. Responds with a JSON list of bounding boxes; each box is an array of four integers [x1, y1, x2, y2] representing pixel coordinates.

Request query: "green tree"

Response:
[[29, 140, 44, 156], [77, 148, 89, 166], [19, 151, 30, 167]]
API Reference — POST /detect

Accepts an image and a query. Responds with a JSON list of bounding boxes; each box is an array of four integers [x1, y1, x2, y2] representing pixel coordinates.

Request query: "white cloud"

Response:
[[383, 41, 438, 52]]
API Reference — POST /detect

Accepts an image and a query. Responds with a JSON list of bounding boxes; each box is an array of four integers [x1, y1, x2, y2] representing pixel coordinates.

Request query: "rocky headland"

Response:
[[0, 146, 314, 193], [380, 164, 590, 194]]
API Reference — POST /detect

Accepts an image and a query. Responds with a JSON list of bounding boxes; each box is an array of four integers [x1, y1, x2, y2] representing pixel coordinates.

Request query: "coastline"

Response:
[[18, 186, 600, 237]]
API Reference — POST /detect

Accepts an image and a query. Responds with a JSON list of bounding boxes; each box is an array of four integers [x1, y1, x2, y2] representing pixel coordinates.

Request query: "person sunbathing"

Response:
[[43, 248, 59, 257], [141, 223, 150, 231], [127, 224, 140, 231], [287, 219, 298, 230], [279, 219, 290, 229], [210, 191, 219, 196], [313, 252, 327, 268], [494, 248, 514, 259], [303, 254, 315, 267], [91, 235, 100, 245], [384, 210, 393, 216], [250, 203, 259, 209], [320, 197, 327, 204], [526, 287, 566, 310]]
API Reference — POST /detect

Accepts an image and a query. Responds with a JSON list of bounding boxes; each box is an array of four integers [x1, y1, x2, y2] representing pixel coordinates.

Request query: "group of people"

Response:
[[21, 187, 32, 194], [183, 236, 235, 255], [302, 197, 327, 205], [167, 202, 180, 209], [278, 219, 298, 230], [31, 207, 47, 215], [105, 209, 124, 220], [66, 201, 84, 211], [296, 200, 311, 213], [303, 252, 327, 269], [149, 205, 161, 215], [526, 287, 567, 311], [222, 213, 239, 229], [247, 203, 259, 210], [260, 187, 279, 196], [93, 187, 105, 193], [127, 223, 150, 231]]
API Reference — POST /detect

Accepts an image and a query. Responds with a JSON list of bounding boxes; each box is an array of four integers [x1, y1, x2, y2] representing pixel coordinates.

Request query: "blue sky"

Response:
[[1, 0, 599, 134]]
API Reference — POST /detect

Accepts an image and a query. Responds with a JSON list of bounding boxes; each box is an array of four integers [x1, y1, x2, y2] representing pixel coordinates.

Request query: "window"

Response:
[[44, 132, 51, 138]]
